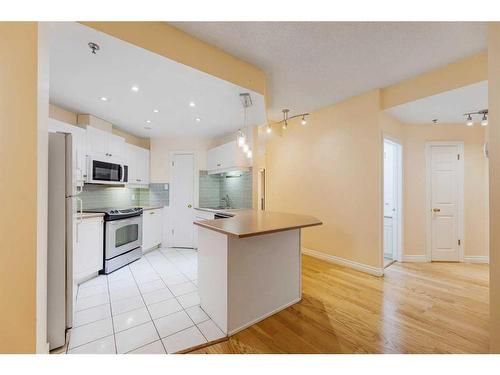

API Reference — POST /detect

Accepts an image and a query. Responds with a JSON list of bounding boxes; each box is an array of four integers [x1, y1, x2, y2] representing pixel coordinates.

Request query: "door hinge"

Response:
[[171, 161, 175, 167], [171, 229, 174, 235], [458, 239, 461, 246], [457, 154, 460, 160]]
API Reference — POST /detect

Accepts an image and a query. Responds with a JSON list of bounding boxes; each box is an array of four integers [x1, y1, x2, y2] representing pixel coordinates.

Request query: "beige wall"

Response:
[[381, 52, 487, 109], [0, 22, 39, 353], [379, 113, 488, 258], [264, 98, 488, 270], [266, 90, 384, 269], [488, 23, 500, 353], [401, 123, 488, 257]]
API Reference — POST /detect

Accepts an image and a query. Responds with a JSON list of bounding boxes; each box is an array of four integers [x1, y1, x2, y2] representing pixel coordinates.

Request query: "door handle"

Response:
[[432, 208, 441, 213], [188, 204, 192, 208]]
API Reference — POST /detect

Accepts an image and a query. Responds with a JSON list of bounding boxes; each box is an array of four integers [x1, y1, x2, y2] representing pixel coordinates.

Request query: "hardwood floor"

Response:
[[191, 255, 489, 354]]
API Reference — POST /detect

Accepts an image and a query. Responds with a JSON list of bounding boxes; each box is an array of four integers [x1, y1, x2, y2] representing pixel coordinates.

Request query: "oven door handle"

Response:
[[108, 217, 141, 227]]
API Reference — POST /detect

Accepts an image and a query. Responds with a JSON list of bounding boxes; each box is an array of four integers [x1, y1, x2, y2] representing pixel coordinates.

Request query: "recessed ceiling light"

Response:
[[189, 102, 196, 107], [131, 86, 139, 92], [195, 117, 201, 122], [146, 120, 151, 124], [99, 96, 108, 102], [153, 109, 159, 113]]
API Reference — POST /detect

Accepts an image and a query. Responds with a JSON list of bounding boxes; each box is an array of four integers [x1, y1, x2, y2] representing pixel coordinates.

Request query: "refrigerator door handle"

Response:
[[75, 197, 83, 243]]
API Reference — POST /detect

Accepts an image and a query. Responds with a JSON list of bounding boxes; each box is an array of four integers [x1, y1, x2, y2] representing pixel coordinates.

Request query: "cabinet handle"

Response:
[[150, 211, 154, 215], [217, 163, 221, 167]]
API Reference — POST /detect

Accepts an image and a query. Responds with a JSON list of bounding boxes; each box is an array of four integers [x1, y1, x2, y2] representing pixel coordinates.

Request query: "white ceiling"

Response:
[[49, 22, 266, 139], [170, 22, 487, 120], [386, 81, 488, 124]]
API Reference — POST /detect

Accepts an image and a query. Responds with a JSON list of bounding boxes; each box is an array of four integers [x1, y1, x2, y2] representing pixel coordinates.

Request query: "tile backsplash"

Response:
[[80, 183, 169, 209], [199, 169, 252, 209]]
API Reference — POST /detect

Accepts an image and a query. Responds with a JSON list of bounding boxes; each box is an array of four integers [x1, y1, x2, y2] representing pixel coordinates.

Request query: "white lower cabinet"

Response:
[[142, 208, 163, 252], [74, 216, 104, 284], [193, 209, 215, 249]]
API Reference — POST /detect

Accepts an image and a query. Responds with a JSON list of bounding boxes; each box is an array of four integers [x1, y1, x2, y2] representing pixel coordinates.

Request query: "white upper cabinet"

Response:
[[86, 126, 126, 162], [107, 133, 126, 161], [126, 143, 150, 185], [207, 140, 251, 174]]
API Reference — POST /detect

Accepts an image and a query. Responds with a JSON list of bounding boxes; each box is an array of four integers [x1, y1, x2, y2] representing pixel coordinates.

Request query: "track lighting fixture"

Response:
[[464, 109, 488, 127], [278, 109, 309, 130]]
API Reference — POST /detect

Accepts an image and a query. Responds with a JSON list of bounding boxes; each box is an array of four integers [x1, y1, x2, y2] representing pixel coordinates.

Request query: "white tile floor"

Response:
[[67, 247, 225, 354]]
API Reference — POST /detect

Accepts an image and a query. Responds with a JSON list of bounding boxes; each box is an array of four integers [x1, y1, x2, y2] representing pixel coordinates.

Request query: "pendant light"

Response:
[[237, 130, 246, 147], [238, 93, 253, 158]]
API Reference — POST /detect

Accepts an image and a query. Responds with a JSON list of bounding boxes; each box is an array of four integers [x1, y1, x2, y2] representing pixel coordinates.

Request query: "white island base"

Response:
[[197, 226, 302, 336]]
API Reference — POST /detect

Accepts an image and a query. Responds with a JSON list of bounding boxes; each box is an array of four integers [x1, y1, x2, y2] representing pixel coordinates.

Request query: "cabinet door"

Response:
[[86, 126, 108, 159], [137, 148, 150, 185], [207, 147, 219, 170], [74, 217, 104, 283], [218, 141, 235, 169], [108, 134, 126, 162], [126, 144, 140, 184], [142, 209, 162, 252]]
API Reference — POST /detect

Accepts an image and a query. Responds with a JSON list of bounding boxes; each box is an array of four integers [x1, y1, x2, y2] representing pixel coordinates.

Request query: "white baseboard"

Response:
[[302, 248, 384, 276], [463, 256, 489, 264], [402, 255, 428, 263]]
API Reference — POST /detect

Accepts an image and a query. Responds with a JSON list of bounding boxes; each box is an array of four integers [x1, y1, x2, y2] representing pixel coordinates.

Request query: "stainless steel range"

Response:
[[84, 207, 143, 274]]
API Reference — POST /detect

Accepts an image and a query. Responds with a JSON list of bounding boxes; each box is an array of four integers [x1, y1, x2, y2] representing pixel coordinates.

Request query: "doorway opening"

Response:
[[383, 137, 403, 268]]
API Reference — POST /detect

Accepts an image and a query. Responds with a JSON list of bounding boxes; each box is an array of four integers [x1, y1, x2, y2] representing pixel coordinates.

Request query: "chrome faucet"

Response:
[[221, 194, 231, 208]]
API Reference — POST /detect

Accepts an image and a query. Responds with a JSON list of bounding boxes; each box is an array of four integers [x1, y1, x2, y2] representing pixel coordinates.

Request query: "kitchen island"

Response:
[[194, 210, 322, 336]]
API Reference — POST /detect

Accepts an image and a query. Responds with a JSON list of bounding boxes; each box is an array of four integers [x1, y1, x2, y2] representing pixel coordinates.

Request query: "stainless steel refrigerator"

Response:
[[47, 132, 83, 350]]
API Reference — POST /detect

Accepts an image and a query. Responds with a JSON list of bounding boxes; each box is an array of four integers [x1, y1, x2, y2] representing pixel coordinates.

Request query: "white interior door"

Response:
[[383, 139, 402, 262], [428, 143, 463, 261], [171, 152, 195, 248]]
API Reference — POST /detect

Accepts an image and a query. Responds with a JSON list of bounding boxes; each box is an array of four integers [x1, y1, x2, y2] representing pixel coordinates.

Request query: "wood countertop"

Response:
[[193, 210, 322, 238]]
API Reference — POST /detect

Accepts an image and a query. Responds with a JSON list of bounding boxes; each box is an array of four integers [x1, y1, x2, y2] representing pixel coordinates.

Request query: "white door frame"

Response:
[[168, 150, 198, 247], [382, 135, 403, 264], [425, 141, 464, 262]]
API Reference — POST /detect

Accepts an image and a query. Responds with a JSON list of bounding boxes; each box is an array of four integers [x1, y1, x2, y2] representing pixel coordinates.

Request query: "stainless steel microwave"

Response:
[[87, 157, 128, 185]]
